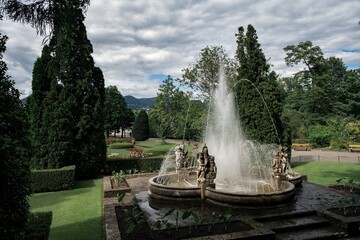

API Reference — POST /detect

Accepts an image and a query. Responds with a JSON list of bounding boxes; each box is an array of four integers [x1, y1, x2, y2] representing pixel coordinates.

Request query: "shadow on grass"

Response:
[[320, 169, 360, 182], [49, 217, 103, 240], [30, 179, 99, 210]]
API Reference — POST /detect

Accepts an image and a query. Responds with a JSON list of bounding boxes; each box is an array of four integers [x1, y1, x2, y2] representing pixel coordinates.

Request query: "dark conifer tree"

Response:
[[0, 22, 31, 239], [235, 25, 288, 146], [27, 0, 106, 178], [28, 45, 53, 168], [132, 109, 150, 141]]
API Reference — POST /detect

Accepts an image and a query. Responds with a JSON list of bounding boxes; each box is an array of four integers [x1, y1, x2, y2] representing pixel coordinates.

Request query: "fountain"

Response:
[[148, 69, 298, 207]]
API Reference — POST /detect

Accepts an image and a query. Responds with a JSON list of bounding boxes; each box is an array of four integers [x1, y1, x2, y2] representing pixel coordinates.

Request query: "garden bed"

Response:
[[115, 205, 263, 240], [103, 176, 131, 198], [320, 206, 360, 237]]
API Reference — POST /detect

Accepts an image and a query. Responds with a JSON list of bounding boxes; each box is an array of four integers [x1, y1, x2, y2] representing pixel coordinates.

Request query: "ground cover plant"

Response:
[[291, 162, 360, 185], [29, 179, 103, 240]]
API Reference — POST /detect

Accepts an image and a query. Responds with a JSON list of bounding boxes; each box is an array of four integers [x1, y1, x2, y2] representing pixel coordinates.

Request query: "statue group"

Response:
[[272, 145, 288, 175], [197, 144, 217, 184], [174, 144, 190, 169]]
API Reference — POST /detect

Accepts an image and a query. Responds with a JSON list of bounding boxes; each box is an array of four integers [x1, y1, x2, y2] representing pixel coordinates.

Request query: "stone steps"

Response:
[[255, 210, 343, 240]]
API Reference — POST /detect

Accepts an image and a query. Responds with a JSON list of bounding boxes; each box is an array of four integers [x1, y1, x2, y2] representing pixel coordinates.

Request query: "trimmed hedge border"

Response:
[[25, 211, 52, 240], [109, 142, 134, 149], [31, 165, 75, 193], [104, 157, 163, 174]]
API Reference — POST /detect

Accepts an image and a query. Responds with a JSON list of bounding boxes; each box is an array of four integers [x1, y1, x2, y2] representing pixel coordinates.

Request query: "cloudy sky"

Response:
[[2, 0, 360, 98]]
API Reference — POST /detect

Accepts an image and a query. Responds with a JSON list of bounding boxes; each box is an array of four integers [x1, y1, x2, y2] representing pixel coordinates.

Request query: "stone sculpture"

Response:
[[272, 145, 288, 174], [175, 144, 190, 170], [197, 144, 217, 184]]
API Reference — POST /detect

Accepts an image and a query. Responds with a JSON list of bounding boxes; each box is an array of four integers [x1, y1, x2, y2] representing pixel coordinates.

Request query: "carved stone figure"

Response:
[[197, 144, 216, 184], [273, 145, 288, 174], [175, 144, 190, 170]]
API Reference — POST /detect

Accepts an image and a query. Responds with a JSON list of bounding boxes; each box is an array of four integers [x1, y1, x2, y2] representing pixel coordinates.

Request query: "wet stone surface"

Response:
[[106, 175, 360, 239]]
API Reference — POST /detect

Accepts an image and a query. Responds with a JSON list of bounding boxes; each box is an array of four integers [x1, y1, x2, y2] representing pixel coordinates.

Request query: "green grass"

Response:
[[291, 162, 360, 185], [29, 179, 103, 240]]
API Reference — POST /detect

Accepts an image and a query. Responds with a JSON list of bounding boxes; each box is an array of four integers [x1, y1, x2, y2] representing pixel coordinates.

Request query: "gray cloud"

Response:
[[2, 0, 360, 98]]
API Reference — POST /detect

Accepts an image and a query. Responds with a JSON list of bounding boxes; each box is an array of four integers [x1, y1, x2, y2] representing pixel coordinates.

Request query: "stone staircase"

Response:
[[254, 210, 344, 240]]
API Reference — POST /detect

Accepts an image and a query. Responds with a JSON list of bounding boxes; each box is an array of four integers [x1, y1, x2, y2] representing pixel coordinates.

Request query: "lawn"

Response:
[[29, 179, 103, 240], [291, 161, 360, 185]]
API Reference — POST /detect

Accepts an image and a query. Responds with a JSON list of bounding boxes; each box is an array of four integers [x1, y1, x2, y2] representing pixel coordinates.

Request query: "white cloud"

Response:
[[2, 0, 360, 98]]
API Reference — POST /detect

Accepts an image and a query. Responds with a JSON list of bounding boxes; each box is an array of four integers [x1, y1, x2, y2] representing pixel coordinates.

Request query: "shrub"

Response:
[[25, 212, 52, 240], [307, 125, 332, 148], [31, 165, 75, 192], [109, 142, 134, 149]]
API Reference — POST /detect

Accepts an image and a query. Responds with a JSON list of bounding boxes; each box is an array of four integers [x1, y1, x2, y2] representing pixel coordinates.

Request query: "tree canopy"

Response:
[[0, 21, 31, 239], [235, 24, 288, 146], [180, 45, 237, 101]]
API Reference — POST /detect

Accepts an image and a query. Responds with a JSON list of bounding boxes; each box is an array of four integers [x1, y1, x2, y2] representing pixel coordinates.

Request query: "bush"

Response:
[[25, 212, 52, 240], [31, 165, 75, 192], [307, 125, 332, 148], [109, 142, 133, 149]]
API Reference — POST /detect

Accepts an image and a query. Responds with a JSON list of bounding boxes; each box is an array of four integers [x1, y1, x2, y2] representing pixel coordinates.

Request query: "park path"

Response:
[[148, 138, 360, 163]]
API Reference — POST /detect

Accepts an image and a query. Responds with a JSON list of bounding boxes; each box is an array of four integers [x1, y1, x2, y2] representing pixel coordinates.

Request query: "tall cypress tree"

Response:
[[52, 0, 106, 178], [28, 0, 106, 178], [235, 25, 288, 146], [28, 45, 53, 168]]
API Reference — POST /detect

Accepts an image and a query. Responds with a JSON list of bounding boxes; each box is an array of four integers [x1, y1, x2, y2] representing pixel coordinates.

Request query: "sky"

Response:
[[2, 0, 360, 99]]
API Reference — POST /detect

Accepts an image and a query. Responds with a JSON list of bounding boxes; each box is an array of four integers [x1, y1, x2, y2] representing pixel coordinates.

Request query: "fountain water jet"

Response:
[[148, 66, 296, 207]]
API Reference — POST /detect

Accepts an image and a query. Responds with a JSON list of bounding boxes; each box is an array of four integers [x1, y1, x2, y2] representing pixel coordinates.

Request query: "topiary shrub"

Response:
[[25, 212, 52, 240], [132, 109, 150, 141], [31, 165, 75, 192]]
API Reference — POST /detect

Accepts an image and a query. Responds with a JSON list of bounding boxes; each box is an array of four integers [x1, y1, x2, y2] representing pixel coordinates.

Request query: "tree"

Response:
[[180, 45, 238, 101], [0, 20, 31, 239], [284, 41, 324, 76], [27, 0, 106, 178], [27, 45, 54, 168], [132, 109, 150, 141], [235, 25, 287, 145], [104, 86, 134, 138], [1, 0, 90, 36], [150, 76, 189, 139], [283, 42, 356, 126]]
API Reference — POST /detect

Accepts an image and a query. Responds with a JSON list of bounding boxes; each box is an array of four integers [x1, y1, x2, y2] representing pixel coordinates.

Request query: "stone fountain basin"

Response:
[[205, 181, 296, 207], [149, 174, 296, 208], [148, 174, 201, 201]]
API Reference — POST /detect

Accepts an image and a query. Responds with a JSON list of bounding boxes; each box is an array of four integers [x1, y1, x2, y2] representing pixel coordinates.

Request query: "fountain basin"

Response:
[[206, 181, 296, 207], [148, 174, 201, 201], [287, 172, 303, 187], [149, 173, 296, 207]]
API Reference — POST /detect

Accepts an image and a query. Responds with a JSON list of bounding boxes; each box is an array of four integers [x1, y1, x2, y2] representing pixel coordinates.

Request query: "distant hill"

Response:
[[124, 95, 155, 110]]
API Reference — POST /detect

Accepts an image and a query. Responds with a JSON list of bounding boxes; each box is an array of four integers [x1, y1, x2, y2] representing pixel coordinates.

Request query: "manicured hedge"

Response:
[[104, 157, 163, 174], [109, 142, 134, 149], [31, 165, 75, 193], [25, 211, 52, 240]]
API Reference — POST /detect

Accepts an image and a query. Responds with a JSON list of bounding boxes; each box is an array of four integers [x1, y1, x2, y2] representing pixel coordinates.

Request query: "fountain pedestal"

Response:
[[199, 182, 215, 200]]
